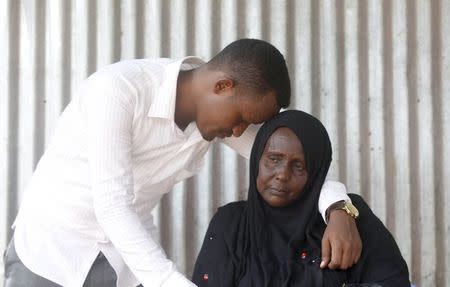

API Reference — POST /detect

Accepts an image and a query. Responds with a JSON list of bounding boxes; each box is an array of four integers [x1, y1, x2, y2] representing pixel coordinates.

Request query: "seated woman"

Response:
[[192, 110, 410, 287]]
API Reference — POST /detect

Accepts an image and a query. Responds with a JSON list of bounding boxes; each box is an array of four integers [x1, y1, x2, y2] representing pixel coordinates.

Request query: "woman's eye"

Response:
[[268, 156, 279, 163], [294, 163, 305, 171]]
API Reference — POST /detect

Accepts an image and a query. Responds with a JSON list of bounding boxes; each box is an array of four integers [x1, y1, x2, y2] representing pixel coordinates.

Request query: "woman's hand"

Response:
[[320, 210, 362, 270]]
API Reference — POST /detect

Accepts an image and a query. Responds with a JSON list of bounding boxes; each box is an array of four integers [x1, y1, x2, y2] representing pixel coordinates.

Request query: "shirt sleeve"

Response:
[[221, 124, 259, 159], [318, 180, 351, 223], [84, 70, 196, 287]]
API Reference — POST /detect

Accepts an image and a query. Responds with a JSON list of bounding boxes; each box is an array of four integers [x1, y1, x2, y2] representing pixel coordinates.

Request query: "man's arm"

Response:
[[318, 181, 362, 270], [85, 71, 196, 287]]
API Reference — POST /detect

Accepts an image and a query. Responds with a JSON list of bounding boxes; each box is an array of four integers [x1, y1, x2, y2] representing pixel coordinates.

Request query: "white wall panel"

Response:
[[1, 1, 449, 286]]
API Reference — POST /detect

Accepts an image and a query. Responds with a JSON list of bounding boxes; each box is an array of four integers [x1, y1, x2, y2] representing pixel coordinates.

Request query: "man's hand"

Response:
[[320, 210, 362, 270]]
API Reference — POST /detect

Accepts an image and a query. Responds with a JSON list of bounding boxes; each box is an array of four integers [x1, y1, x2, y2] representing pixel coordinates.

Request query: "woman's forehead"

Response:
[[264, 127, 303, 151]]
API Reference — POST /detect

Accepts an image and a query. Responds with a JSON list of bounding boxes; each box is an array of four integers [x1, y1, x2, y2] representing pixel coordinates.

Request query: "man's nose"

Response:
[[232, 123, 249, 137]]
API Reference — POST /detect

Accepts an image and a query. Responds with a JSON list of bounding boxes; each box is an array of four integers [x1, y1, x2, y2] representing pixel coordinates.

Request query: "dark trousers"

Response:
[[3, 238, 142, 287]]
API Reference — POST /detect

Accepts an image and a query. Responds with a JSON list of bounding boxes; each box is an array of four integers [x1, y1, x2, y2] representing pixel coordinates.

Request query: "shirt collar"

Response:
[[147, 56, 205, 120]]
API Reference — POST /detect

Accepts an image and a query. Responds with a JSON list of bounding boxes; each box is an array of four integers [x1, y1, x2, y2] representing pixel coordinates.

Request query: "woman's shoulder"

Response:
[[348, 193, 366, 204], [218, 200, 247, 211], [216, 201, 247, 218], [348, 193, 372, 217], [208, 201, 247, 228]]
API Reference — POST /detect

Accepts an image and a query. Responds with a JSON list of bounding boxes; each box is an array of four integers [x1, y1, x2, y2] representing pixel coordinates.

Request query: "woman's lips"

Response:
[[267, 187, 287, 196]]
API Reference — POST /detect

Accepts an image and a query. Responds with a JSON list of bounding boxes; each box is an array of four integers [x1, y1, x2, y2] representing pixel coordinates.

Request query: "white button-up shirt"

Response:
[[12, 57, 349, 287]]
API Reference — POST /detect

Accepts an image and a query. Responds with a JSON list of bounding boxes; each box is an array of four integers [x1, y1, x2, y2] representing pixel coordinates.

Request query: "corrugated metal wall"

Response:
[[1, 0, 449, 286]]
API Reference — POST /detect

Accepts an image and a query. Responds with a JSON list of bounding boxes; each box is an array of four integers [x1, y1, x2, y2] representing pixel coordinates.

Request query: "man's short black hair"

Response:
[[207, 38, 290, 108]]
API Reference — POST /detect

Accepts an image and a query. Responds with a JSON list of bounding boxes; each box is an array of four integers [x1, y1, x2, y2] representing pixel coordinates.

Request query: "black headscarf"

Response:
[[235, 110, 340, 287], [192, 110, 410, 287]]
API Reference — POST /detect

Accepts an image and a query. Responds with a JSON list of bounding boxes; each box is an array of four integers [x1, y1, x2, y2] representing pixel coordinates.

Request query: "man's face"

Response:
[[256, 127, 308, 207], [196, 89, 279, 141]]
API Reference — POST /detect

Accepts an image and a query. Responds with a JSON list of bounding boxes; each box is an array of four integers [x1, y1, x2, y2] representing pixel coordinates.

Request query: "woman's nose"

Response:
[[275, 165, 290, 181]]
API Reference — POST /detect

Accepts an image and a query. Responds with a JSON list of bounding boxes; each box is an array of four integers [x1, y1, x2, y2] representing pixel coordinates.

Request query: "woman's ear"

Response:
[[214, 78, 235, 94]]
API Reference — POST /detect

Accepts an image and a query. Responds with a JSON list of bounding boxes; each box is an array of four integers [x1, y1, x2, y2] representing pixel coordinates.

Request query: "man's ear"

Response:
[[213, 78, 235, 94]]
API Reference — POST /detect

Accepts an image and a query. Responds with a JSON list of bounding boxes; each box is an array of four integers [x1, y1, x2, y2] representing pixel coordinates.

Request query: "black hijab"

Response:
[[192, 110, 410, 287], [234, 110, 342, 287]]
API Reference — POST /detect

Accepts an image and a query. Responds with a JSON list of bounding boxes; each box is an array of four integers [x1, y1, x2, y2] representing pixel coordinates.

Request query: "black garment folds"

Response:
[[192, 110, 410, 287]]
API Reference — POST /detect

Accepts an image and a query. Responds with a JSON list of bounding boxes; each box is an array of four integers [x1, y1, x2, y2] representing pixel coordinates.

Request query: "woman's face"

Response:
[[256, 127, 308, 207]]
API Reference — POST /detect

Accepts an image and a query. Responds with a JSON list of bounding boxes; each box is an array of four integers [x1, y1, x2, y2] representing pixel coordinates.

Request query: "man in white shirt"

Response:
[[4, 39, 361, 287]]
